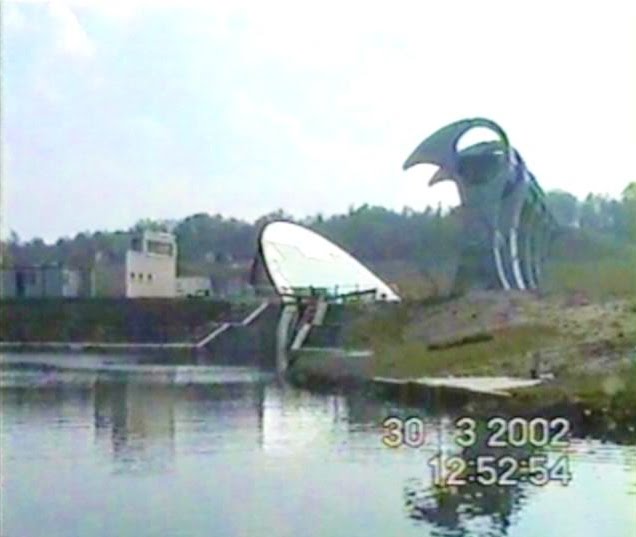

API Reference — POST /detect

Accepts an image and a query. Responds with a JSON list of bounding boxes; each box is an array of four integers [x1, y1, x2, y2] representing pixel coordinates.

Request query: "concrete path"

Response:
[[373, 375, 542, 397]]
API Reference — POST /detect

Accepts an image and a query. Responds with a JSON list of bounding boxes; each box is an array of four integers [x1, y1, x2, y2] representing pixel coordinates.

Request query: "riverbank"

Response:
[[288, 291, 636, 424], [0, 298, 280, 363], [0, 298, 253, 343]]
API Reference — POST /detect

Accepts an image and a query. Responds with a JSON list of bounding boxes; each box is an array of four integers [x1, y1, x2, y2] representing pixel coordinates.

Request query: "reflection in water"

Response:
[[94, 381, 177, 474], [404, 478, 528, 537], [92, 375, 276, 470], [401, 419, 530, 537], [262, 383, 349, 454], [1, 354, 635, 537]]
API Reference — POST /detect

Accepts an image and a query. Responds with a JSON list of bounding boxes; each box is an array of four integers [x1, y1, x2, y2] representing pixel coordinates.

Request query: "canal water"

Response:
[[1, 353, 635, 537]]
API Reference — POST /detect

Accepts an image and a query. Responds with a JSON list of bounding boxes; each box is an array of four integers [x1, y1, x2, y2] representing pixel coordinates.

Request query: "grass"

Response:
[[329, 282, 636, 416], [345, 303, 411, 348], [392, 271, 455, 301], [300, 245, 636, 418], [543, 251, 636, 301], [508, 360, 636, 418], [369, 324, 565, 378]]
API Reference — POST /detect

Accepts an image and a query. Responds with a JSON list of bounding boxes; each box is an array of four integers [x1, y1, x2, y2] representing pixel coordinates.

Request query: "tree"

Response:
[[623, 182, 636, 242], [546, 190, 579, 227], [8, 230, 20, 245], [133, 218, 169, 232], [4, 184, 633, 275]]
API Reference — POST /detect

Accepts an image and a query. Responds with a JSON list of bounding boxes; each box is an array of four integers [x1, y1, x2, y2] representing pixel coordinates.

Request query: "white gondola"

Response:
[[256, 221, 400, 303]]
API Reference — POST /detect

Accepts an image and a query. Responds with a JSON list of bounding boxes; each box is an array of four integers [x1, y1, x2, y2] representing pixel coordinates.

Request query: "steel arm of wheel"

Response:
[[403, 118, 558, 291]]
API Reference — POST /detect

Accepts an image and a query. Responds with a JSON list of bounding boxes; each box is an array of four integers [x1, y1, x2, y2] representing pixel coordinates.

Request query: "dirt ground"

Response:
[[400, 290, 636, 376]]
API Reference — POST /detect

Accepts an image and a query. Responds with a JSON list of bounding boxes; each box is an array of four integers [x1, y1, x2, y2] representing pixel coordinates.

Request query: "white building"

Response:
[[93, 231, 178, 298], [126, 231, 177, 298]]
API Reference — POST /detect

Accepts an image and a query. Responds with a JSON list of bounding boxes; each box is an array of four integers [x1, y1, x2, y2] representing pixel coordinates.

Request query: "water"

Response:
[[1, 353, 635, 537]]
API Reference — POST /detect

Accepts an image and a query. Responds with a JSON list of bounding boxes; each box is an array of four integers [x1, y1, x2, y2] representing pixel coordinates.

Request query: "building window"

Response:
[[146, 240, 174, 256], [130, 272, 135, 280], [148, 273, 153, 281]]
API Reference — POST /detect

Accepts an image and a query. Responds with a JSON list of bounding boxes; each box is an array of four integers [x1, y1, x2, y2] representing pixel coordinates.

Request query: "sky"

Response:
[[2, 0, 635, 242]]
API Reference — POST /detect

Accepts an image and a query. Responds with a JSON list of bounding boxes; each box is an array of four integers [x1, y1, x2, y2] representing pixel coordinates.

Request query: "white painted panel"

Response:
[[260, 222, 400, 302]]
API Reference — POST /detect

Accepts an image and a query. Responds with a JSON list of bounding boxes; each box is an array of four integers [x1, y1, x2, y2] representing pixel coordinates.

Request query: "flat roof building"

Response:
[[0, 264, 84, 298], [93, 231, 178, 298], [126, 231, 177, 298]]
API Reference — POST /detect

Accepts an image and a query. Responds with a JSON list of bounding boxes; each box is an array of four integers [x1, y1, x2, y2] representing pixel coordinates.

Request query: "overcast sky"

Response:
[[2, 0, 635, 242]]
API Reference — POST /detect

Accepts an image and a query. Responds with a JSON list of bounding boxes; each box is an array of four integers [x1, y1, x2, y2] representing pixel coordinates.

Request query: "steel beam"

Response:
[[403, 118, 557, 292]]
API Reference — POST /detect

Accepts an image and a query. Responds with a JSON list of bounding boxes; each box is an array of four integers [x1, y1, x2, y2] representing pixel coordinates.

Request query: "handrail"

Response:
[[195, 300, 270, 348]]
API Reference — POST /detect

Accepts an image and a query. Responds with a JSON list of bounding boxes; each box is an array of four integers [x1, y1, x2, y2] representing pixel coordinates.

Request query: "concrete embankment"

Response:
[[286, 292, 636, 430], [0, 299, 280, 363], [0, 298, 234, 342]]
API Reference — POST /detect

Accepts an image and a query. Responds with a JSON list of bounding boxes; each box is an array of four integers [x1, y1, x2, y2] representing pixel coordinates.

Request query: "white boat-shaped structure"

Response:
[[250, 221, 400, 369], [251, 221, 400, 303]]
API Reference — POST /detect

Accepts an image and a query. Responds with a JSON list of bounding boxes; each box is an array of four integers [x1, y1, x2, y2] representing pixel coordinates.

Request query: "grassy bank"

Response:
[[543, 256, 636, 300], [290, 268, 636, 415]]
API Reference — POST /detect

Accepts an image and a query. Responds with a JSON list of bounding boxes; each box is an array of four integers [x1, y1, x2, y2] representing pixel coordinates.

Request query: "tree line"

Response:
[[545, 185, 636, 240], [2, 185, 635, 272]]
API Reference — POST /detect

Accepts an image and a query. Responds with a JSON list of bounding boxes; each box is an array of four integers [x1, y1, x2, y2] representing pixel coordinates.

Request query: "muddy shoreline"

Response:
[[286, 291, 636, 439], [286, 358, 636, 445]]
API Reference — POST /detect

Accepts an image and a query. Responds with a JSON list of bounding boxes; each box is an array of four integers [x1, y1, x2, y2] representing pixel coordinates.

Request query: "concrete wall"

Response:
[[93, 263, 126, 297], [212, 275, 254, 299], [203, 301, 280, 367], [125, 231, 177, 298], [126, 250, 176, 298], [176, 276, 212, 297], [2, 268, 44, 297], [43, 268, 82, 297], [0, 270, 17, 297], [0, 298, 235, 342], [0, 267, 83, 298]]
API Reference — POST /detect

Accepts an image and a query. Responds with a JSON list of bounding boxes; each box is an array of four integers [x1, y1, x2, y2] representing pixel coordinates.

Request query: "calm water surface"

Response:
[[1, 353, 635, 537]]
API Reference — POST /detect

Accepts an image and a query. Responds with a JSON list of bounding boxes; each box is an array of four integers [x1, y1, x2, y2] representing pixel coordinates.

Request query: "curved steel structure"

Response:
[[404, 118, 557, 291]]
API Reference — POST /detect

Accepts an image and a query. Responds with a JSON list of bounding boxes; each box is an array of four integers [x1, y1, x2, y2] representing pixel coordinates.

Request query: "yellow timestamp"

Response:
[[381, 416, 428, 448], [428, 453, 572, 487]]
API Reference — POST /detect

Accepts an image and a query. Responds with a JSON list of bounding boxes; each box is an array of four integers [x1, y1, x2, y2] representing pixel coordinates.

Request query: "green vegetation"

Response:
[[543, 221, 636, 300], [541, 183, 636, 302], [546, 185, 635, 241], [1, 206, 459, 278], [349, 318, 565, 378], [333, 282, 636, 414], [544, 256, 636, 300], [508, 361, 636, 426]]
